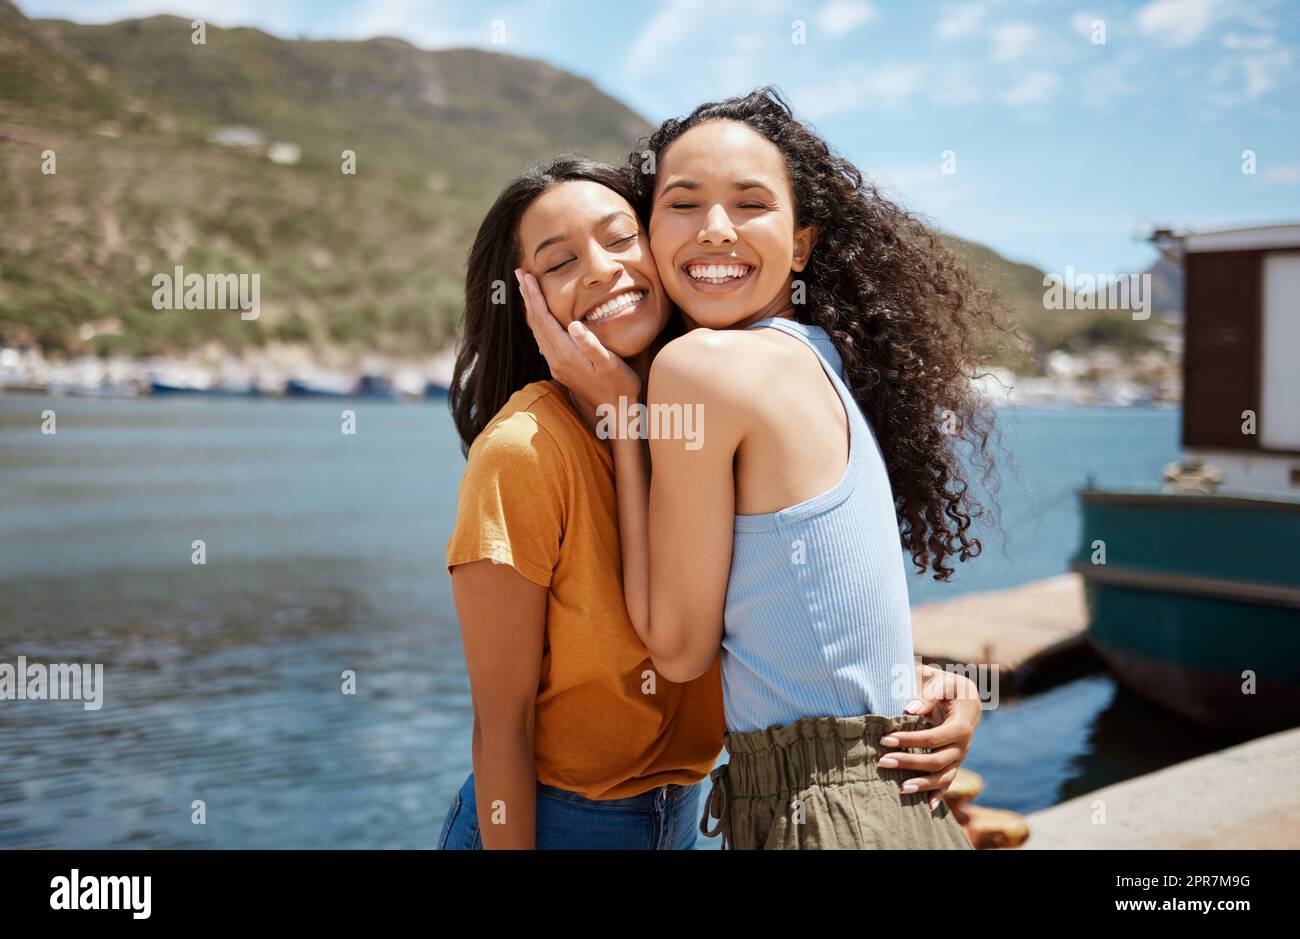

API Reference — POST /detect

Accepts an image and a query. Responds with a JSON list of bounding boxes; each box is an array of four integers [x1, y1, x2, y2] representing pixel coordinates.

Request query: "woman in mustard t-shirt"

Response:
[[438, 155, 980, 849]]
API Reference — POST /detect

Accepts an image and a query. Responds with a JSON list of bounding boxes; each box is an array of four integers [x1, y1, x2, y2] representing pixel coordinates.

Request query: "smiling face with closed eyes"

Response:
[[648, 119, 817, 330], [516, 180, 670, 358]]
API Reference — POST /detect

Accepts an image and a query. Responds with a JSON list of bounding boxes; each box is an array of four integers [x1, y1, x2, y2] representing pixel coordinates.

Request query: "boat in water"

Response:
[[1073, 224, 1300, 734], [150, 381, 261, 398], [283, 373, 397, 400]]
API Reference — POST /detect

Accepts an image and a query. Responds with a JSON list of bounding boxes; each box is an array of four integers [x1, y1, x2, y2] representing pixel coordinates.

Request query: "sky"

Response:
[[20, 0, 1300, 275]]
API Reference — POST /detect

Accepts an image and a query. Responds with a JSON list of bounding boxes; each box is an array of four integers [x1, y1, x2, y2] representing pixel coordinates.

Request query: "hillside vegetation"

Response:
[[0, 1, 1160, 369]]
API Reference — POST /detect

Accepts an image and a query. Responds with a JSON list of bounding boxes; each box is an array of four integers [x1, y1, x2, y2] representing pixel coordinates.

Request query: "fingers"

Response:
[[927, 782, 955, 811], [881, 724, 958, 750], [922, 665, 984, 717], [903, 694, 940, 718], [948, 674, 985, 729], [899, 771, 945, 793], [515, 270, 565, 345], [909, 665, 958, 724], [516, 270, 555, 341], [568, 319, 615, 372], [878, 745, 962, 774], [918, 664, 963, 704], [515, 269, 588, 378], [886, 675, 979, 752], [943, 691, 983, 732], [900, 766, 958, 804]]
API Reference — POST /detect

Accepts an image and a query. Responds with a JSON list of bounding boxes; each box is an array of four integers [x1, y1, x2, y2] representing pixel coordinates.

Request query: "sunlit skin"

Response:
[[648, 119, 816, 329], [515, 180, 670, 389], [516, 145, 983, 810]]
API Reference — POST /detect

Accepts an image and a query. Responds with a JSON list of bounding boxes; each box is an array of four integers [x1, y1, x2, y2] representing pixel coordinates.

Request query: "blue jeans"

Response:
[[438, 772, 703, 849]]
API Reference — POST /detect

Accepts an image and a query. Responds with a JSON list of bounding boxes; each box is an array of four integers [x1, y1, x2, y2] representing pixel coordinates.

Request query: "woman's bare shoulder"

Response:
[[651, 328, 782, 399]]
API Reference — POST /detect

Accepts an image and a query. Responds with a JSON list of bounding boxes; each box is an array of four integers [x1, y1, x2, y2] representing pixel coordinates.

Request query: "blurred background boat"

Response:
[[283, 372, 397, 400], [1075, 224, 1300, 734], [150, 381, 261, 398]]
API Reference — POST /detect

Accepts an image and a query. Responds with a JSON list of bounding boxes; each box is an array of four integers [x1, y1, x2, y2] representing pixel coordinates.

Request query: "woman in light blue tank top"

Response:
[[522, 88, 1001, 848], [722, 316, 918, 735]]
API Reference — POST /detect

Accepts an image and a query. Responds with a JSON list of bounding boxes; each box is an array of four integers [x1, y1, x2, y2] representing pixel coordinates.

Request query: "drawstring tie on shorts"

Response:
[[699, 763, 731, 849]]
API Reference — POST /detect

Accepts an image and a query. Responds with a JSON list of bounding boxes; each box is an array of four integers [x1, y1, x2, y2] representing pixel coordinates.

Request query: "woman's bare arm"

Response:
[[610, 434, 652, 637], [517, 301, 749, 682], [450, 558, 546, 849], [637, 331, 749, 680]]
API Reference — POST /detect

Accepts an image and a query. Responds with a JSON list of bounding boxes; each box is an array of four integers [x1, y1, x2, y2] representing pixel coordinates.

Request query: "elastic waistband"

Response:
[[721, 713, 939, 798]]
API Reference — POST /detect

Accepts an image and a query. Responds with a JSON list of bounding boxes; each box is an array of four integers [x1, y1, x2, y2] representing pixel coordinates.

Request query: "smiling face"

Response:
[[516, 180, 669, 358], [648, 119, 817, 329]]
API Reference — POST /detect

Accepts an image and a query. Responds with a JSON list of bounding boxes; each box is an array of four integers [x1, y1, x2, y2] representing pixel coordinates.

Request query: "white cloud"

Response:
[[867, 162, 967, 217], [928, 61, 984, 106], [858, 63, 927, 109], [1000, 70, 1060, 107], [990, 22, 1039, 63], [1222, 32, 1276, 51], [1239, 48, 1293, 100], [1077, 53, 1140, 109], [1210, 44, 1293, 104], [792, 63, 925, 118], [816, 0, 876, 38], [623, 0, 787, 85], [936, 2, 987, 40], [714, 32, 768, 96], [627, 0, 699, 76], [1135, 0, 1215, 47], [1261, 164, 1300, 185], [1070, 12, 1106, 41]]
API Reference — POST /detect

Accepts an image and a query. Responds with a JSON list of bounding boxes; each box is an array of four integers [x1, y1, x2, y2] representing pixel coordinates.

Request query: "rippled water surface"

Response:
[[4, 396, 1236, 848]]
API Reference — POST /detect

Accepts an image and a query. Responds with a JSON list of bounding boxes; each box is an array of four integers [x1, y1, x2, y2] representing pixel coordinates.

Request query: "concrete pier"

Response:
[[913, 573, 1300, 849], [911, 573, 1097, 691], [1020, 725, 1300, 848]]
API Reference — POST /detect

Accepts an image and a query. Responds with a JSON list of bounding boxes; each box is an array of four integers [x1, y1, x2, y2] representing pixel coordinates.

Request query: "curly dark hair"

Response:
[[627, 87, 1012, 581]]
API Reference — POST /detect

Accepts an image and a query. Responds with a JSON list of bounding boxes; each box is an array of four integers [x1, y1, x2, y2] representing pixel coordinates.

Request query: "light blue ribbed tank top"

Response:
[[721, 316, 918, 733]]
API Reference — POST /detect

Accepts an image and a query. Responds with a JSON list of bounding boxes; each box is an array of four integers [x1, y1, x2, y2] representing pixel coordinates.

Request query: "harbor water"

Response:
[[0, 396, 1256, 847]]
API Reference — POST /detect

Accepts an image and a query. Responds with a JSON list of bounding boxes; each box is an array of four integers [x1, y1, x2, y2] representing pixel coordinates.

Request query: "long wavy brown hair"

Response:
[[449, 155, 644, 453], [629, 87, 1013, 581]]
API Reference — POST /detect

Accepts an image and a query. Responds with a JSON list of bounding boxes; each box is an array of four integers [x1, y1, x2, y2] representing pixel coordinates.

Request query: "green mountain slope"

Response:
[[948, 236, 1165, 369], [0, 3, 649, 358], [0, 1, 1158, 369]]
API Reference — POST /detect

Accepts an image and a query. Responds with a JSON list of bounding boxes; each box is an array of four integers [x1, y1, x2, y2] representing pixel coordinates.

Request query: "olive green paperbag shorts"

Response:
[[699, 713, 975, 850]]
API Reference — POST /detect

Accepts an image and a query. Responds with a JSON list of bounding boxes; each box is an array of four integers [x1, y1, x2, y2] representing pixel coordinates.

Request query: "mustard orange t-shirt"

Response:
[[445, 380, 725, 800]]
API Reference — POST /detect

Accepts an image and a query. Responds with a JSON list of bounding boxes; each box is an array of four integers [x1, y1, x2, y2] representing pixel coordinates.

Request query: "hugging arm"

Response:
[[632, 336, 746, 681], [516, 272, 739, 680], [520, 327, 738, 680], [539, 324, 743, 682]]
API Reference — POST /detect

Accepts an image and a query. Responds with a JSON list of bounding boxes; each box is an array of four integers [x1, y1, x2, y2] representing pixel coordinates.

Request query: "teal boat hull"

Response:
[[1074, 490, 1300, 733]]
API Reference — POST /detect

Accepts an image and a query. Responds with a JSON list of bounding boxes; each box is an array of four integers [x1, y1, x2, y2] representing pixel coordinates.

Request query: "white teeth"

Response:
[[686, 263, 751, 283], [585, 290, 643, 322]]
